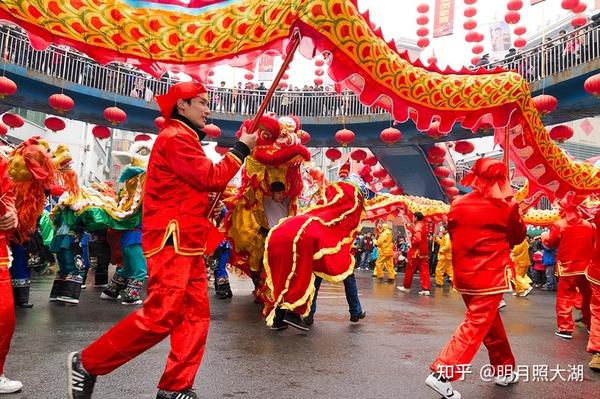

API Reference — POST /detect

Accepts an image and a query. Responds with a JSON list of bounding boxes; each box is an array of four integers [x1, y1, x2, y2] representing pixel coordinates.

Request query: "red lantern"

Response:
[[92, 125, 111, 139], [427, 145, 447, 164], [350, 149, 367, 162], [434, 166, 451, 178], [380, 127, 402, 144], [454, 140, 475, 155], [532, 94, 558, 115], [44, 116, 66, 132], [572, 2, 587, 13], [416, 3, 429, 13], [382, 177, 395, 189], [416, 15, 429, 25], [364, 155, 377, 166], [427, 56, 438, 64], [0, 76, 17, 98], [561, 0, 579, 10], [154, 116, 166, 130], [440, 177, 456, 188], [471, 56, 481, 66], [0, 123, 7, 136], [359, 164, 372, 176], [335, 128, 355, 146], [297, 129, 310, 144], [362, 174, 374, 183], [472, 44, 484, 54], [203, 123, 221, 138], [2, 113, 24, 128], [464, 6, 477, 18], [463, 19, 477, 31], [549, 125, 574, 143], [465, 31, 479, 42], [464, 0, 477, 4], [507, 0, 523, 11], [505, 11, 520, 24], [584, 73, 600, 98], [417, 27, 429, 37], [571, 16, 588, 28], [215, 145, 229, 155], [48, 93, 74, 113], [314, 59, 324, 67], [474, 32, 484, 42], [514, 37, 527, 48], [314, 77, 323, 86], [103, 106, 127, 125], [513, 26, 527, 36], [417, 38, 430, 48], [445, 187, 460, 196], [325, 148, 342, 162], [372, 166, 387, 179], [282, 73, 290, 80], [134, 133, 152, 142], [389, 186, 404, 195], [244, 72, 254, 80], [314, 68, 324, 77]]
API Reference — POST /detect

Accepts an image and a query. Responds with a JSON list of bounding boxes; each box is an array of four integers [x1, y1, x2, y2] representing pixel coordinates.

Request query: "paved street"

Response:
[[6, 270, 599, 398]]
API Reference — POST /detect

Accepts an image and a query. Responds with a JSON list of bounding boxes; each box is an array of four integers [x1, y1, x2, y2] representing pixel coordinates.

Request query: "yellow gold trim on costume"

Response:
[[454, 266, 513, 295], [225, 151, 242, 165], [585, 270, 600, 286], [556, 261, 587, 277], [143, 220, 207, 258]]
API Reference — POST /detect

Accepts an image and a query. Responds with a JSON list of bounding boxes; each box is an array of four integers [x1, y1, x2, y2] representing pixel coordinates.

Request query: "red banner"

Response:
[[433, 0, 455, 38]]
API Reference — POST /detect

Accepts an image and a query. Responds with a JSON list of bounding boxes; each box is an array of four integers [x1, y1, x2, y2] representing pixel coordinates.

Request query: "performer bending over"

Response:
[[67, 82, 256, 399], [426, 158, 525, 398]]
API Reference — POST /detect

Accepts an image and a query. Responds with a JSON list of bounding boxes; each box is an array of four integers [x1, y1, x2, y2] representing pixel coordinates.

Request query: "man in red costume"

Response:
[[398, 211, 431, 295], [544, 197, 593, 340], [587, 211, 600, 370], [0, 156, 22, 394], [427, 158, 525, 399], [67, 82, 256, 399]]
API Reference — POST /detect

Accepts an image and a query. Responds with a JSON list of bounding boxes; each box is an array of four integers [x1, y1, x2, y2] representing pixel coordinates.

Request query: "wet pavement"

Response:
[[6, 270, 599, 399]]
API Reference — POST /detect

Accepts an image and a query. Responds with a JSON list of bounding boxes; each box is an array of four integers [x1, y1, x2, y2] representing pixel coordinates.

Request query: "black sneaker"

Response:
[[67, 352, 96, 399], [304, 316, 314, 326], [283, 312, 309, 331], [350, 311, 366, 323], [157, 389, 197, 399], [270, 319, 289, 331], [555, 330, 572, 339]]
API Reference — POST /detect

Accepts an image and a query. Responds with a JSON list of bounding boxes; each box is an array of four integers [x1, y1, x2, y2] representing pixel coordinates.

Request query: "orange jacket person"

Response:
[[427, 158, 526, 398], [67, 82, 256, 399]]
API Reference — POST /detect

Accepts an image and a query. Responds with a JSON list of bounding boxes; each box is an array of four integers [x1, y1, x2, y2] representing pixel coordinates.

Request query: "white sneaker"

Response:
[[494, 372, 519, 386], [0, 375, 23, 393], [99, 292, 117, 300], [519, 286, 533, 297], [397, 286, 410, 293], [81, 284, 87, 289], [498, 300, 507, 310], [57, 296, 79, 304], [425, 372, 461, 398], [419, 290, 431, 296]]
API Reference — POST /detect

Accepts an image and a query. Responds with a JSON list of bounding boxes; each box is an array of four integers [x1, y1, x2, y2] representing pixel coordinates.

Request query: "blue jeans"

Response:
[[359, 250, 372, 269], [308, 273, 363, 319], [214, 241, 231, 280], [545, 265, 556, 289]]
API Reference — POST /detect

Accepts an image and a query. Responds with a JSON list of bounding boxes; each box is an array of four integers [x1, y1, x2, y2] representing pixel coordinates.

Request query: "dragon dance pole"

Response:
[[207, 30, 301, 218]]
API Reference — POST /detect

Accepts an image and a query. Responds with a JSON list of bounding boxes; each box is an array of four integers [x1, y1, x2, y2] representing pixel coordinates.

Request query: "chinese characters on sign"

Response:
[[433, 0, 455, 38]]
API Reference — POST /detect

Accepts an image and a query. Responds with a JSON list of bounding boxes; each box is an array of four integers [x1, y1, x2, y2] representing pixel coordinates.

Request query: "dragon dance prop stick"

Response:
[[207, 30, 301, 217]]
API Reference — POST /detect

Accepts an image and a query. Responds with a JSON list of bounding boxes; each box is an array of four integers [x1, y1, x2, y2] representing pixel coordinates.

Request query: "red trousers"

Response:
[[403, 256, 431, 291], [556, 275, 591, 332], [431, 293, 515, 381], [0, 266, 16, 375], [81, 247, 210, 391], [587, 283, 600, 353]]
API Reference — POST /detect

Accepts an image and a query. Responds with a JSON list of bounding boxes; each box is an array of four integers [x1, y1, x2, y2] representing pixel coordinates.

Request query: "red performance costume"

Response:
[[427, 158, 526, 398], [68, 82, 252, 399], [401, 213, 431, 293], [544, 198, 594, 338], [587, 211, 600, 369], [0, 156, 22, 393]]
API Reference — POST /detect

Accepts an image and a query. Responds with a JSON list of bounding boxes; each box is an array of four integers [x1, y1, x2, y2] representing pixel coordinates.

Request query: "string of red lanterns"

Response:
[[506, 0, 527, 49], [463, 0, 483, 66], [416, 3, 431, 49]]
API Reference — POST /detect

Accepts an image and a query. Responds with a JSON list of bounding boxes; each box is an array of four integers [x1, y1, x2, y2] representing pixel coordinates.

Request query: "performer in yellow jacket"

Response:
[[373, 222, 396, 281], [511, 238, 533, 297], [434, 227, 453, 287]]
